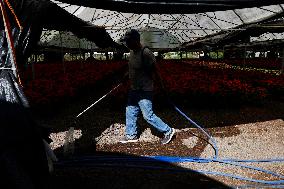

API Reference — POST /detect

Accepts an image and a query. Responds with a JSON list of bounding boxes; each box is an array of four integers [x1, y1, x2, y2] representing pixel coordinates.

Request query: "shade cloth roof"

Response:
[[54, 0, 284, 14], [182, 11, 284, 49], [39, 1, 284, 50]]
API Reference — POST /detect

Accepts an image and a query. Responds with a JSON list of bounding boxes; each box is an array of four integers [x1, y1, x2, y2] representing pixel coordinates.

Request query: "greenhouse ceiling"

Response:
[[52, 0, 284, 14], [40, 1, 284, 50]]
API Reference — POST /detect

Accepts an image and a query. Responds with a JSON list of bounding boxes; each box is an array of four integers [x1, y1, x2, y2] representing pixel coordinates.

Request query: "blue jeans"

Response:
[[125, 90, 172, 139]]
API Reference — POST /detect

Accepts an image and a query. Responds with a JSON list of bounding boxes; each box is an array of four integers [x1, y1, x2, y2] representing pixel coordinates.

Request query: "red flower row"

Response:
[[22, 60, 127, 105], [21, 60, 283, 105]]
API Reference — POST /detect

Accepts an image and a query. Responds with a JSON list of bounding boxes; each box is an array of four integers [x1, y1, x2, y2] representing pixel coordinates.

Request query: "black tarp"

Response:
[[0, 0, 119, 188], [0, 0, 118, 107], [56, 0, 284, 14]]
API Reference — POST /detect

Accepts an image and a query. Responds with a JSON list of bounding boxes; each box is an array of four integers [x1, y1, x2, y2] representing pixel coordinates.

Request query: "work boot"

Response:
[[120, 136, 138, 143]]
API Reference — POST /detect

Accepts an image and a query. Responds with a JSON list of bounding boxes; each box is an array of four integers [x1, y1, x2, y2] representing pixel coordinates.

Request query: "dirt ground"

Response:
[[32, 80, 284, 189]]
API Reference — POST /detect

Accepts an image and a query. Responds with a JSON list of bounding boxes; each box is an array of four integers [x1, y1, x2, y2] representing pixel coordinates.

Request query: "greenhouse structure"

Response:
[[1, 1, 284, 189]]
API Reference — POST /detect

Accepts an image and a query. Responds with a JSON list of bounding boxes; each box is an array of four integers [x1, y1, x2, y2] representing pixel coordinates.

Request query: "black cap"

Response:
[[121, 29, 140, 42]]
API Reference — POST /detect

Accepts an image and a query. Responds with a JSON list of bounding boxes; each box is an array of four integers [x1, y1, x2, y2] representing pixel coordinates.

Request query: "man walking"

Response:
[[120, 29, 175, 145]]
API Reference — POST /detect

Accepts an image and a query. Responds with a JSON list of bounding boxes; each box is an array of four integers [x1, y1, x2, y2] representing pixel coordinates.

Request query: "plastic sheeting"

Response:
[[1, 0, 118, 187], [0, 0, 50, 187], [0, 2, 120, 186], [0, 0, 117, 106], [0, 5, 42, 107]]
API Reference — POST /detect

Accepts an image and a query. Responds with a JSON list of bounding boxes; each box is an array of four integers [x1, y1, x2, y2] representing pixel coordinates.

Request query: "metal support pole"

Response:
[[281, 48, 284, 75]]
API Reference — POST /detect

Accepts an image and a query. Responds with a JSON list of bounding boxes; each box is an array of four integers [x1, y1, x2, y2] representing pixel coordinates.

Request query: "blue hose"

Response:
[[171, 103, 219, 159], [58, 92, 284, 188], [236, 184, 284, 188]]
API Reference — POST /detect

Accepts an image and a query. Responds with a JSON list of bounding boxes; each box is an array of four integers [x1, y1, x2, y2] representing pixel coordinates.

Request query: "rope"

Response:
[[3, 0, 23, 30], [0, 0, 22, 86]]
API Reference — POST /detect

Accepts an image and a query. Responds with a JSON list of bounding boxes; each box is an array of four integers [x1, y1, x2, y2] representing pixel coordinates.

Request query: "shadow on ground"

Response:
[[29, 75, 283, 189], [50, 152, 233, 189]]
